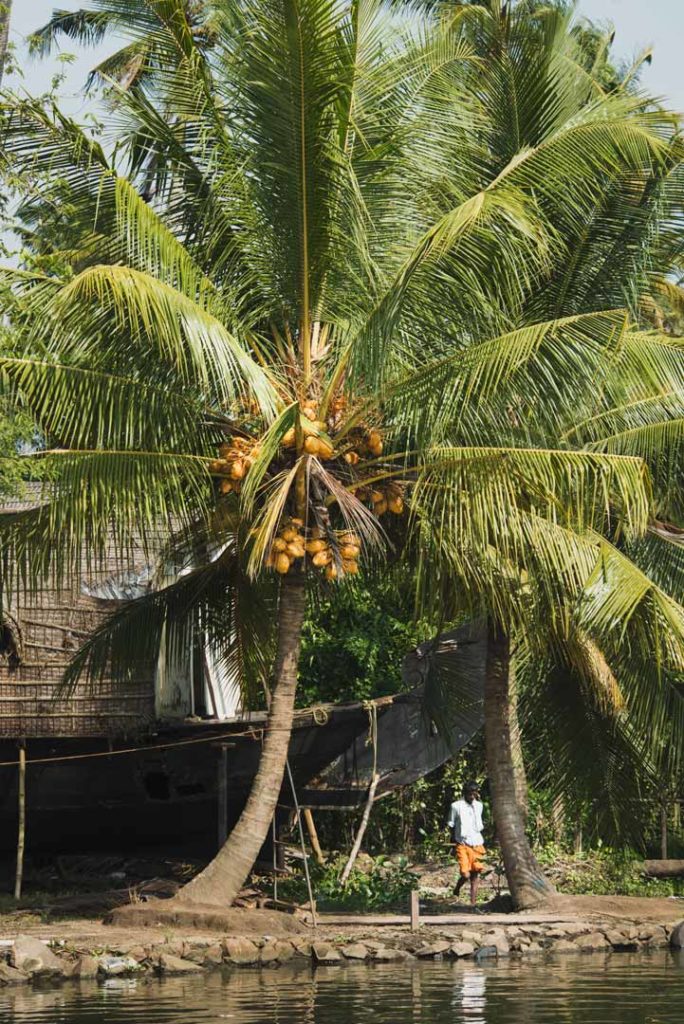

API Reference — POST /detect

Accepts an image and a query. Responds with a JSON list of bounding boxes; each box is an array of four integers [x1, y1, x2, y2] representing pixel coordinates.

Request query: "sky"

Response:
[[5, 1, 684, 115]]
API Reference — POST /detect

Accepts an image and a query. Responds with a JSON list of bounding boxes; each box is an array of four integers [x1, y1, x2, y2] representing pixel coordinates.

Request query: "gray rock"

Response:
[[222, 938, 260, 965], [373, 947, 411, 962], [550, 940, 579, 954], [97, 956, 143, 977], [524, 942, 545, 955], [312, 944, 343, 964], [291, 938, 314, 958], [342, 943, 370, 961], [604, 930, 638, 952], [415, 941, 451, 959], [575, 932, 608, 951], [0, 962, 29, 986], [158, 954, 204, 976], [274, 941, 295, 963], [450, 942, 475, 958], [10, 936, 64, 977], [259, 943, 281, 965], [474, 945, 498, 961], [202, 944, 224, 966], [71, 956, 100, 980], [670, 921, 684, 949]]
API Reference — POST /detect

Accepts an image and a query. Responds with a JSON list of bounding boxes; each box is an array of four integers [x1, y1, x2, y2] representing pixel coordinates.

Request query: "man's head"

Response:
[[462, 780, 480, 803]]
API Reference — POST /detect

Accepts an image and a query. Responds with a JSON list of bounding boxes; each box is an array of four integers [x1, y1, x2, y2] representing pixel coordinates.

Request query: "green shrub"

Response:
[[279, 854, 419, 912]]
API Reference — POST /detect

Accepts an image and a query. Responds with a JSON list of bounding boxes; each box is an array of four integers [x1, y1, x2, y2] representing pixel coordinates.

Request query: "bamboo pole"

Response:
[[14, 741, 26, 901], [285, 759, 317, 928], [340, 772, 380, 885], [303, 808, 325, 866]]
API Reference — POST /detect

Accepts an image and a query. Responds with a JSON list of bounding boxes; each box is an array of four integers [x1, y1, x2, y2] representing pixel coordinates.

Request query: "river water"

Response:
[[1, 951, 683, 1024]]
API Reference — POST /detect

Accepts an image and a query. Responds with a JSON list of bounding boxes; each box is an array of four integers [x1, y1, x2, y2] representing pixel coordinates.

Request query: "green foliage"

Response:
[[298, 573, 431, 705], [537, 844, 684, 898], [279, 853, 419, 912]]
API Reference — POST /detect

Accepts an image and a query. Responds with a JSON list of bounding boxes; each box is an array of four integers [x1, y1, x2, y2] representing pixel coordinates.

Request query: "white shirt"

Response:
[[448, 798, 484, 846]]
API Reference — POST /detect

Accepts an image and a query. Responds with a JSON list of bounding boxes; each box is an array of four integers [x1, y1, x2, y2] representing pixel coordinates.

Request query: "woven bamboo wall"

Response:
[[0, 486, 157, 738]]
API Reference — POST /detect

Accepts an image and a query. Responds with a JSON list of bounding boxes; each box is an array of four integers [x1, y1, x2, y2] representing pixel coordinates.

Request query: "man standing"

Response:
[[448, 780, 486, 906]]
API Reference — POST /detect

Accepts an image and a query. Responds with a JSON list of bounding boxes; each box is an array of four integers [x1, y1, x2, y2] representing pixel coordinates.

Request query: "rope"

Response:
[[0, 692, 395, 765]]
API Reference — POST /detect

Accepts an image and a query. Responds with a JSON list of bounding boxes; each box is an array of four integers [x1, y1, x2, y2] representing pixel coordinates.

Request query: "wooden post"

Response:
[[661, 803, 669, 861], [14, 741, 26, 901], [217, 745, 228, 848], [303, 808, 325, 866], [410, 889, 420, 931]]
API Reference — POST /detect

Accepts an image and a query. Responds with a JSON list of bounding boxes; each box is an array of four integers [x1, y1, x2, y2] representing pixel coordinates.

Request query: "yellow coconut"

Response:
[[374, 499, 388, 516], [282, 427, 296, 448], [325, 564, 338, 580], [306, 539, 327, 554], [304, 436, 321, 455], [340, 532, 361, 547], [208, 459, 223, 473], [371, 490, 384, 504], [230, 459, 246, 480], [342, 559, 359, 575], [344, 451, 360, 466], [341, 544, 361, 559], [272, 537, 288, 552], [317, 440, 334, 459], [388, 496, 404, 515], [312, 549, 331, 567], [275, 553, 291, 575], [219, 479, 233, 494], [281, 527, 298, 542], [369, 440, 383, 456]]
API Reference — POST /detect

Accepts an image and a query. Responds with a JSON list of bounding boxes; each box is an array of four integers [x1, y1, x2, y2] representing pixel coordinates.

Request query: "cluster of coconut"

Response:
[[281, 401, 335, 459], [266, 523, 361, 579], [209, 437, 261, 495], [342, 425, 383, 466], [306, 530, 361, 580], [265, 520, 306, 574], [370, 483, 404, 516]]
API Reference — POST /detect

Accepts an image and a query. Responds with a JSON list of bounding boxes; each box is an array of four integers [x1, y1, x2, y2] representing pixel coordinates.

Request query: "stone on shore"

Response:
[[71, 956, 100, 980], [157, 954, 204, 975], [575, 932, 608, 951], [222, 938, 260, 965], [474, 945, 498, 961], [604, 931, 639, 952], [450, 942, 475, 958], [0, 962, 29, 986], [10, 936, 64, 978], [342, 943, 370, 960], [312, 944, 343, 964], [415, 940, 451, 959], [670, 921, 684, 949], [373, 947, 411, 962]]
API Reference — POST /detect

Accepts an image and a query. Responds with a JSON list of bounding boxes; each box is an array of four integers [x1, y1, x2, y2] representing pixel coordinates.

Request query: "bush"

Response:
[[279, 854, 419, 912], [537, 844, 684, 898]]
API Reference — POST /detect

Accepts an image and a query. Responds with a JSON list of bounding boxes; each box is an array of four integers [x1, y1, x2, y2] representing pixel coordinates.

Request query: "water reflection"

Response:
[[0, 951, 682, 1024]]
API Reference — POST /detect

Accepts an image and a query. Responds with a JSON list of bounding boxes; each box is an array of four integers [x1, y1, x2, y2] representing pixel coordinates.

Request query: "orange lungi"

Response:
[[455, 843, 486, 876]]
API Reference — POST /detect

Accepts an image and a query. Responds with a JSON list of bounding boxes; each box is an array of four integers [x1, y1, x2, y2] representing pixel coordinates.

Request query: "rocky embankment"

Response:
[[0, 918, 682, 987]]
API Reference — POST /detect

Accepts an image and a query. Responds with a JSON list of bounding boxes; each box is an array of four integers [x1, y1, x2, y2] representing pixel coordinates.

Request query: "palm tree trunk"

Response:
[[484, 623, 555, 909], [0, 1, 12, 88], [176, 571, 307, 905], [508, 652, 529, 824]]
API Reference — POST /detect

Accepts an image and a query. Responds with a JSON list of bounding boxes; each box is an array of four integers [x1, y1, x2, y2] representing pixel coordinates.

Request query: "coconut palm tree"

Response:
[[2, 0, 684, 911], [0, 2, 11, 88]]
